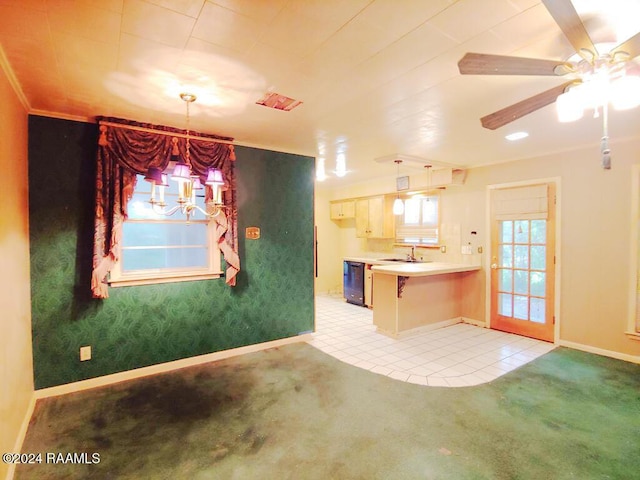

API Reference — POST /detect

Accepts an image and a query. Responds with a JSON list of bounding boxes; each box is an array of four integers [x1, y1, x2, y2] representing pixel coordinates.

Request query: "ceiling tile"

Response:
[[191, 1, 263, 53], [429, 0, 521, 44], [122, 0, 195, 48]]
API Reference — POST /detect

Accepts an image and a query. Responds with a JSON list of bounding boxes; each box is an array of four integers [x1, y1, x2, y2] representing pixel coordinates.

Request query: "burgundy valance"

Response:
[[91, 117, 240, 299]]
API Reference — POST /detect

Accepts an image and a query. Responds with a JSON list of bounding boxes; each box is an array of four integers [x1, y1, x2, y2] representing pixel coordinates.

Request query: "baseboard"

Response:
[[461, 317, 486, 328], [35, 334, 312, 399], [377, 317, 462, 339], [558, 339, 640, 364], [5, 394, 37, 480]]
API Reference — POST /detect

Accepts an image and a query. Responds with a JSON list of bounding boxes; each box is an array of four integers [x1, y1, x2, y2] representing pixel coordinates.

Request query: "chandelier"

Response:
[[144, 93, 226, 222]]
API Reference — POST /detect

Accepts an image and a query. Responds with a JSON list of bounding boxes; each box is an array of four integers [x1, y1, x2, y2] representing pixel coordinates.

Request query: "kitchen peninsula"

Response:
[[371, 262, 482, 338]]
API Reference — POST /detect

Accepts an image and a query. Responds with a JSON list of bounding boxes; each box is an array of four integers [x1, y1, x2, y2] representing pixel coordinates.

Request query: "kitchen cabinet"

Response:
[[355, 195, 394, 238], [330, 199, 355, 220]]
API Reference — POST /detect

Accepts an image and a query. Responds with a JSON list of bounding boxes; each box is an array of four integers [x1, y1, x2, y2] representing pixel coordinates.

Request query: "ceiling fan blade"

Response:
[[480, 80, 578, 130], [542, 0, 597, 58], [611, 31, 640, 59], [458, 53, 570, 76]]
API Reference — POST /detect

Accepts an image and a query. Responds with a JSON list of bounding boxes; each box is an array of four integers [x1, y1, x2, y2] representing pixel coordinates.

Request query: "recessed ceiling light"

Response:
[[505, 131, 529, 141]]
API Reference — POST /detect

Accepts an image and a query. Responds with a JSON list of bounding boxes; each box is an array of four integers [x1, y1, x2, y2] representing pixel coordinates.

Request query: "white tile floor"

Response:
[[308, 294, 556, 387]]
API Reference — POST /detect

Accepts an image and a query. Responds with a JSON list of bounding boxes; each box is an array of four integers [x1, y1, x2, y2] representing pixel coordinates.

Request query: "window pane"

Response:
[[122, 222, 207, 247], [403, 198, 420, 224], [500, 245, 513, 267], [499, 293, 512, 316], [531, 246, 546, 270], [122, 247, 208, 271], [514, 245, 529, 269], [514, 269, 528, 295], [501, 221, 513, 243], [531, 220, 546, 244], [530, 271, 546, 297], [422, 197, 438, 225], [514, 220, 529, 243], [530, 298, 545, 323], [499, 269, 512, 293], [514, 295, 529, 320]]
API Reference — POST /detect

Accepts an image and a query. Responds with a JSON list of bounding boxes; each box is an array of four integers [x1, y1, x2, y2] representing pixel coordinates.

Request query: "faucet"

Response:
[[406, 245, 417, 262]]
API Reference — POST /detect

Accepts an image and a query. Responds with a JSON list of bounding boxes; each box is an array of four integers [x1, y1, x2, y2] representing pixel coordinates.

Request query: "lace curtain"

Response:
[[91, 117, 240, 299]]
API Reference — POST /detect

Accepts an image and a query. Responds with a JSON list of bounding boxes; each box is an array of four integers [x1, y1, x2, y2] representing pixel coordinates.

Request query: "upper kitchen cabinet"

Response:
[[356, 195, 394, 238], [330, 199, 356, 220]]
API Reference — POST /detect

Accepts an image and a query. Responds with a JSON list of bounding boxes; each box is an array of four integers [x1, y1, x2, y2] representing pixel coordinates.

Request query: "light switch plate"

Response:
[[80, 346, 91, 361], [462, 245, 472, 255]]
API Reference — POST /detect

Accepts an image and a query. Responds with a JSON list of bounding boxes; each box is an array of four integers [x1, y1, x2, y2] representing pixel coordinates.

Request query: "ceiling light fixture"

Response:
[[555, 53, 640, 169], [145, 93, 226, 222], [393, 160, 405, 216], [505, 131, 529, 141]]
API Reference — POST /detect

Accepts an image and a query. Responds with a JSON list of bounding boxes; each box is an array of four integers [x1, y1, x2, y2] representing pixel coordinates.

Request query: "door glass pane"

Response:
[[531, 220, 546, 244], [514, 295, 529, 320], [514, 270, 528, 294], [501, 221, 513, 243], [530, 271, 546, 297], [499, 269, 513, 293], [514, 245, 529, 269], [530, 298, 545, 323], [514, 220, 529, 243], [499, 293, 512, 316], [500, 245, 513, 267], [531, 246, 546, 270]]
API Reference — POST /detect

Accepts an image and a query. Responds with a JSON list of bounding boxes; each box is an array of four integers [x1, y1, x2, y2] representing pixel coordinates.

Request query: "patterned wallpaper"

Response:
[[28, 116, 315, 389]]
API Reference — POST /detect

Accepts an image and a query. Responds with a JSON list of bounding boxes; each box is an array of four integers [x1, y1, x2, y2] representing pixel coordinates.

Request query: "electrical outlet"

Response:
[[478, 246, 483, 254], [80, 346, 91, 361], [440, 245, 446, 253], [462, 245, 472, 255]]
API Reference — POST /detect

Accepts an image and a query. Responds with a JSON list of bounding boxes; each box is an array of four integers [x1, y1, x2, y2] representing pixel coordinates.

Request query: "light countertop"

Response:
[[371, 262, 481, 277]]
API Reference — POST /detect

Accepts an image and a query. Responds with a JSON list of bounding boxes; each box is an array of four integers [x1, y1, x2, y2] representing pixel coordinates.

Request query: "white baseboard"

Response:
[[558, 339, 640, 364], [5, 394, 37, 480], [462, 317, 486, 328], [35, 334, 312, 399], [377, 317, 462, 339]]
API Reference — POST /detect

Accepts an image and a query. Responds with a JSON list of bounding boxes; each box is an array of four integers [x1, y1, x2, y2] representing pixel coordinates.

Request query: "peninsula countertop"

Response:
[[371, 261, 481, 277]]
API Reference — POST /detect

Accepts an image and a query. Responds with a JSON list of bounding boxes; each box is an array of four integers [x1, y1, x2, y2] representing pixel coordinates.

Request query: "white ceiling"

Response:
[[1, 0, 639, 186]]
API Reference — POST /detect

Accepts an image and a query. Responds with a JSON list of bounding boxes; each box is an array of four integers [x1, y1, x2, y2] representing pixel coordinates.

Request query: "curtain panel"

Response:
[[91, 117, 240, 299]]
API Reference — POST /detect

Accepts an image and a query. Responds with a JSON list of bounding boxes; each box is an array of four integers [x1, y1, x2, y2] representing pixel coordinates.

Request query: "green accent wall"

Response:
[[28, 116, 315, 389]]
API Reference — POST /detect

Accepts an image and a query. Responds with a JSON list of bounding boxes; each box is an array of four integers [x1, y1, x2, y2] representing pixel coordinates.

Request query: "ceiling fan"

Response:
[[457, 0, 640, 168]]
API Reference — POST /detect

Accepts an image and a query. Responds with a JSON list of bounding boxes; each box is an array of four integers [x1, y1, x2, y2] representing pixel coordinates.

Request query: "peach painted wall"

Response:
[[0, 56, 33, 479], [317, 138, 640, 358]]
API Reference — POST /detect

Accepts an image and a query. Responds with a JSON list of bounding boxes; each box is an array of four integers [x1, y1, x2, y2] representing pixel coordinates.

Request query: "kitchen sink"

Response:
[[379, 258, 430, 263]]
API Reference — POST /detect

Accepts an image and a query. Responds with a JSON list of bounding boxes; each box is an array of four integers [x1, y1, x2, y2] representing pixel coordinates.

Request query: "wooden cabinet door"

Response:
[[341, 200, 355, 219], [367, 196, 385, 237], [355, 199, 370, 237]]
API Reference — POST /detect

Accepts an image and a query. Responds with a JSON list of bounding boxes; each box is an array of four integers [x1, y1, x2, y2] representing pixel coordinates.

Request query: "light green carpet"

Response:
[[16, 343, 640, 479]]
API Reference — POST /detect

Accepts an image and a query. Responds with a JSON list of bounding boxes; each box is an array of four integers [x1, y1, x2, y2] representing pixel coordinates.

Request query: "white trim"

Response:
[[485, 177, 561, 343], [558, 340, 640, 364], [5, 395, 37, 480], [0, 45, 30, 113], [35, 334, 312, 399], [627, 164, 640, 335], [462, 316, 486, 328], [376, 317, 462, 339]]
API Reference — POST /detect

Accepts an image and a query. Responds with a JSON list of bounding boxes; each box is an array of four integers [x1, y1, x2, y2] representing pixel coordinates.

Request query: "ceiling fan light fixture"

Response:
[[556, 87, 584, 122], [610, 75, 640, 110]]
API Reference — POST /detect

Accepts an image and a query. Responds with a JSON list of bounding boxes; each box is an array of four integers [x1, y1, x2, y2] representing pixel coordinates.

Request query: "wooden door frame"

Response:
[[484, 177, 561, 343]]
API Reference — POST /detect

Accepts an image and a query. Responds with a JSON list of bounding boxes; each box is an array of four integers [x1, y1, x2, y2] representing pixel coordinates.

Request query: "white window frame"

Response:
[[395, 193, 440, 246], [109, 175, 223, 287]]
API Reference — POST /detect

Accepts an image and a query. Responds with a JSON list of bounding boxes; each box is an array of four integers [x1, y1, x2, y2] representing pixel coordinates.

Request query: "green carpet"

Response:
[[16, 344, 640, 479]]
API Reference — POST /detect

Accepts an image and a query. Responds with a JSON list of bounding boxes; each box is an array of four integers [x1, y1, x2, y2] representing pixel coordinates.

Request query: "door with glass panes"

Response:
[[490, 183, 555, 342]]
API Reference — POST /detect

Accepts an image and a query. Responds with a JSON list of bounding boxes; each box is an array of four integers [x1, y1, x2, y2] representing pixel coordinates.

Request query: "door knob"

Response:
[[490, 263, 498, 270]]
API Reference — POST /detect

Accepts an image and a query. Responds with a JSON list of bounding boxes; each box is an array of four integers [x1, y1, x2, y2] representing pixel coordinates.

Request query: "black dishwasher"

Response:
[[343, 261, 365, 306]]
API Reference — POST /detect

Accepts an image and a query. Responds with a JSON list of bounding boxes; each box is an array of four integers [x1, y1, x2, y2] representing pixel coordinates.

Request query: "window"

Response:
[[395, 194, 439, 245], [109, 174, 222, 286]]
